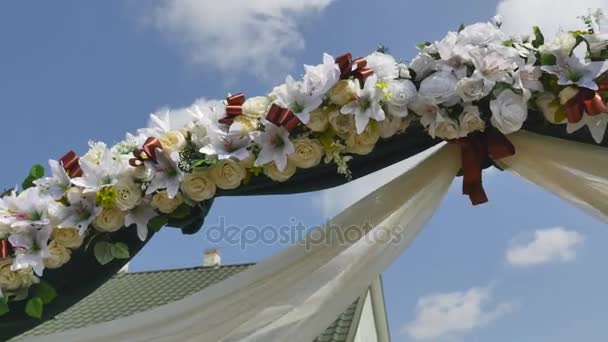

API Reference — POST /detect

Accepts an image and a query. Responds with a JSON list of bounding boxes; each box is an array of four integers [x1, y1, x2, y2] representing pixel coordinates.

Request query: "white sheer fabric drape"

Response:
[[30, 144, 460, 342], [498, 131, 608, 223]]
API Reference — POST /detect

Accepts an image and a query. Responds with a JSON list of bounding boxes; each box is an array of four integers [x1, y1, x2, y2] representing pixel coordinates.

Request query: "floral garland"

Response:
[[2, 12, 608, 318]]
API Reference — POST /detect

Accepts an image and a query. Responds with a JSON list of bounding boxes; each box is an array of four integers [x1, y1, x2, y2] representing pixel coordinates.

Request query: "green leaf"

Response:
[[32, 281, 57, 305], [169, 203, 192, 219], [540, 53, 557, 66], [148, 216, 169, 232], [25, 297, 44, 319], [93, 241, 114, 265], [22, 164, 45, 190], [532, 26, 544, 48], [0, 298, 9, 316], [415, 42, 431, 50], [458, 23, 465, 32], [110, 242, 130, 259]]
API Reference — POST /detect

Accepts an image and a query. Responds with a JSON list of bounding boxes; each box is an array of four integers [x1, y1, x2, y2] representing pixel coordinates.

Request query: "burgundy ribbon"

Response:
[[335, 53, 374, 85], [565, 87, 608, 123], [452, 130, 515, 206], [0, 239, 11, 259], [129, 137, 163, 167], [266, 103, 301, 133], [219, 93, 246, 126], [59, 150, 83, 178]]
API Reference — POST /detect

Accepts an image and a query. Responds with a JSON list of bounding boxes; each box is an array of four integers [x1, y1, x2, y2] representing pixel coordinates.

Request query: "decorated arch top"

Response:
[[1, 12, 608, 319]]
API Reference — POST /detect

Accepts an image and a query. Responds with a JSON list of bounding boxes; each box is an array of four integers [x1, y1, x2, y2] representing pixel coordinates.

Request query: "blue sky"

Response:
[[1, 1, 607, 341]]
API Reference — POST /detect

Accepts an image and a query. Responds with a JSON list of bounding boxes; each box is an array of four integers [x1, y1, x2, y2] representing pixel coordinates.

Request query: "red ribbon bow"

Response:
[[564, 87, 607, 123], [219, 93, 246, 126], [266, 103, 301, 133], [335, 53, 374, 85], [0, 239, 12, 259], [59, 150, 83, 178], [452, 130, 515, 205], [129, 137, 163, 167]]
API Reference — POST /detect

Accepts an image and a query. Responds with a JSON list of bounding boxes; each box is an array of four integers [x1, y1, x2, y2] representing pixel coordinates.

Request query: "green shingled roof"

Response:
[[12, 263, 361, 342]]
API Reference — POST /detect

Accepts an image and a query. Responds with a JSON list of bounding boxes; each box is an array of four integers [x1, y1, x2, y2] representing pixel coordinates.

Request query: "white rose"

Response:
[[181, 170, 216, 202], [209, 159, 246, 190], [303, 59, 340, 96], [190, 122, 210, 148], [456, 77, 488, 102], [397, 63, 411, 79], [264, 160, 297, 182], [539, 32, 577, 58], [558, 86, 579, 105], [93, 207, 126, 232], [43, 240, 71, 269], [242, 96, 271, 119], [288, 138, 324, 169], [306, 109, 330, 132], [387, 79, 417, 117], [490, 89, 528, 134], [457, 22, 506, 46], [329, 111, 356, 139], [158, 130, 187, 154], [418, 70, 459, 105], [51, 227, 84, 249], [427, 111, 460, 140], [458, 105, 486, 136], [151, 191, 184, 214], [0, 259, 38, 292], [82, 141, 108, 165], [378, 115, 408, 138], [536, 92, 566, 124], [268, 84, 286, 102], [410, 53, 437, 81], [114, 177, 143, 211], [365, 52, 399, 82], [328, 80, 358, 105], [346, 121, 380, 155]]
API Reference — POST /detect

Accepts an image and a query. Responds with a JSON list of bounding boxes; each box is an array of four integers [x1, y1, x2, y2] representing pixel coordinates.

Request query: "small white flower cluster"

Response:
[[2, 14, 608, 303]]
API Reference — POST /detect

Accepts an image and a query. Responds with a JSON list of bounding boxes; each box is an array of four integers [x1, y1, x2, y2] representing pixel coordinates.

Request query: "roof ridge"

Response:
[[120, 262, 257, 276]]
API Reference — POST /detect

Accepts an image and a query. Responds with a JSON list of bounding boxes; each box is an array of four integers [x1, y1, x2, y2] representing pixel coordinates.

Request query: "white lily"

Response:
[[254, 122, 295, 172], [125, 204, 157, 241], [200, 125, 252, 161], [274, 75, 324, 124], [145, 151, 183, 199], [514, 54, 544, 93], [33, 160, 71, 200], [49, 189, 101, 235], [0, 188, 52, 232], [340, 75, 386, 134], [9, 225, 52, 276], [541, 54, 608, 90], [469, 46, 520, 88], [71, 147, 126, 193], [567, 112, 608, 144], [139, 108, 197, 137]]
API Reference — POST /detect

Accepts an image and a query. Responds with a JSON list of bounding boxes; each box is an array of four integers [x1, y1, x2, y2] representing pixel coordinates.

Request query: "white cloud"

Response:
[[506, 227, 584, 267], [403, 286, 515, 340], [147, 0, 334, 80], [496, 0, 608, 39]]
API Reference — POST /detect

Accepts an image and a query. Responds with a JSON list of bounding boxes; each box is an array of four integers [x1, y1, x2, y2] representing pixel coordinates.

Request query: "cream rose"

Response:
[[378, 115, 407, 138], [93, 207, 126, 232], [288, 138, 324, 169], [43, 240, 72, 269], [51, 227, 84, 249], [0, 259, 38, 292], [458, 105, 485, 136], [181, 170, 216, 202], [231, 115, 258, 134], [346, 121, 380, 155], [490, 89, 528, 134], [558, 86, 579, 105], [264, 161, 297, 182], [329, 111, 356, 139], [536, 92, 566, 124], [428, 112, 460, 140], [456, 77, 487, 102], [158, 130, 187, 154], [209, 159, 246, 190], [306, 109, 330, 132], [114, 177, 143, 211], [328, 80, 357, 105], [242, 96, 271, 119], [151, 191, 184, 214]]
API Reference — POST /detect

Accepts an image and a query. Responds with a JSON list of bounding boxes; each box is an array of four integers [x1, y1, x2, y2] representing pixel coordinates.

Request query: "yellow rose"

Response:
[[537, 92, 566, 124], [329, 111, 356, 139], [51, 227, 84, 249], [328, 80, 358, 105], [43, 240, 72, 269], [264, 161, 297, 182], [231, 116, 258, 134], [346, 121, 380, 155], [151, 191, 184, 214], [242, 96, 271, 119], [0, 259, 38, 292], [93, 207, 126, 233], [209, 159, 246, 190], [114, 177, 143, 211], [289, 138, 324, 169], [158, 131, 187, 154], [306, 109, 330, 132], [181, 170, 217, 202]]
